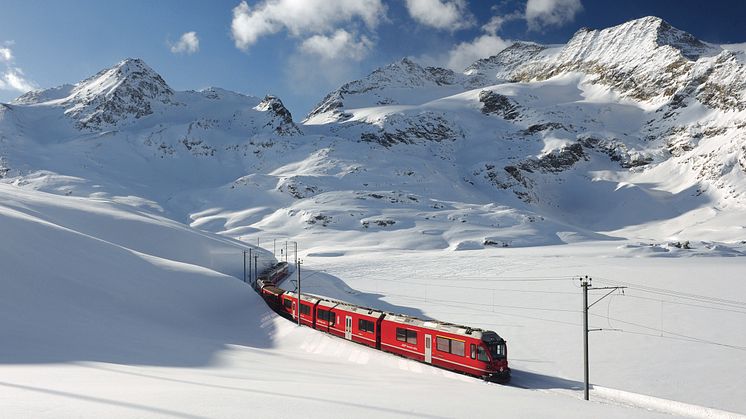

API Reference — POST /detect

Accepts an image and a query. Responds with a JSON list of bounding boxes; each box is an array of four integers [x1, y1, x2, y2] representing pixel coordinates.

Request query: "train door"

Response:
[[425, 334, 432, 364], [345, 316, 352, 340], [292, 301, 297, 320]]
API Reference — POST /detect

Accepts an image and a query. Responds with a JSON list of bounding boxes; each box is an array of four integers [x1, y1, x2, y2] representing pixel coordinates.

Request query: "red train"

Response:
[[256, 263, 510, 383]]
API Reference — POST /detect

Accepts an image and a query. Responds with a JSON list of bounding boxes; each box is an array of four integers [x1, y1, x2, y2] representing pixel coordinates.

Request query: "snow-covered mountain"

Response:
[[3, 16, 746, 254], [3, 16, 746, 417]]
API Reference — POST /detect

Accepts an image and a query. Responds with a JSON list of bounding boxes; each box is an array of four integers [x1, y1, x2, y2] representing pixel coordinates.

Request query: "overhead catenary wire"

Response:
[[589, 312, 746, 351], [594, 277, 746, 308]]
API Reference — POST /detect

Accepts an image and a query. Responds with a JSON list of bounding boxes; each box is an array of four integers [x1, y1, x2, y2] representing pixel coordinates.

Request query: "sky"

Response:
[[1, 0, 746, 116]]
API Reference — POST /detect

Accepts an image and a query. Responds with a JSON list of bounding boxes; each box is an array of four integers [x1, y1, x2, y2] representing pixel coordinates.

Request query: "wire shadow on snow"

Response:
[[280, 268, 430, 319]]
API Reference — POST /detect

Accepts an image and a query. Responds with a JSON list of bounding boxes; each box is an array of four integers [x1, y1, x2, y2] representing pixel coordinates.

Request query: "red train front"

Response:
[[379, 313, 510, 382]]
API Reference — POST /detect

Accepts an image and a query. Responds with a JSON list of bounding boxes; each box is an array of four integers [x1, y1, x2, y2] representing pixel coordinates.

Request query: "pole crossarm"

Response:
[[587, 286, 626, 309]]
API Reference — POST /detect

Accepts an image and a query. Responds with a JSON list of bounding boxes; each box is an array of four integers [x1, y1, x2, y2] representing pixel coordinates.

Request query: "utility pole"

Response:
[[242, 250, 247, 283], [254, 255, 258, 285], [273, 239, 276, 257], [248, 248, 253, 284], [297, 258, 303, 327], [581, 276, 590, 400], [293, 241, 300, 327], [580, 276, 626, 401], [285, 241, 288, 263]]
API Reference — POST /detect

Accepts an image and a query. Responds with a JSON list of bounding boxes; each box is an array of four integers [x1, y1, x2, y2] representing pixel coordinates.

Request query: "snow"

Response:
[[1, 182, 727, 418], [3, 16, 746, 418]]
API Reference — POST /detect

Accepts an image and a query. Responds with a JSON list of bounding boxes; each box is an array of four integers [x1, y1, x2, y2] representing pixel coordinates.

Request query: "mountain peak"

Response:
[[306, 58, 459, 120], [566, 16, 714, 61], [464, 41, 547, 85], [72, 58, 172, 99], [62, 58, 174, 129]]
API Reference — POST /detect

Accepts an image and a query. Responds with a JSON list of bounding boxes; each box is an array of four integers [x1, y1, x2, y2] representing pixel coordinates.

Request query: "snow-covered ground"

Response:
[[2, 183, 744, 418]]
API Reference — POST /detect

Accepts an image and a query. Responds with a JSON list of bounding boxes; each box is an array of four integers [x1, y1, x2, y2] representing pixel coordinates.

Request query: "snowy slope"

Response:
[[1, 15, 746, 418], [0, 183, 686, 419]]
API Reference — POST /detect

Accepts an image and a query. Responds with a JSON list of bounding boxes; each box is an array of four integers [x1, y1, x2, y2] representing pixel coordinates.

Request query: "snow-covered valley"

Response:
[[2, 16, 746, 418]]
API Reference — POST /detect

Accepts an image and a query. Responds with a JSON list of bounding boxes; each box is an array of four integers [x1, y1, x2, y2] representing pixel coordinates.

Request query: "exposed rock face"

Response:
[[360, 112, 463, 146], [478, 90, 521, 120], [255, 95, 302, 136]]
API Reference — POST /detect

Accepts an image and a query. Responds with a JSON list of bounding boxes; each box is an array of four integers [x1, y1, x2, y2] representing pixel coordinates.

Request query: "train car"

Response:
[[313, 300, 385, 349], [257, 262, 290, 286], [259, 284, 285, 310], [380, 314, 510, 382], [280, 291, 321, 327]]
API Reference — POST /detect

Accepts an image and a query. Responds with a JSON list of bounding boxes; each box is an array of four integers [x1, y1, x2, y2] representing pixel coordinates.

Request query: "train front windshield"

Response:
[[487, 342, 506, 359]]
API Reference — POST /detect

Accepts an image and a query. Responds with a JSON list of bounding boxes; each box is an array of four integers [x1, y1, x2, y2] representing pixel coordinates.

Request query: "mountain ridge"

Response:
[[2, 16, 746, 253]]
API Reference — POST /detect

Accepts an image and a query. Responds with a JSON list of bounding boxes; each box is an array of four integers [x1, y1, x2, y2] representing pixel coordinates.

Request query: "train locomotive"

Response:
[[255, 263, 510, 383]]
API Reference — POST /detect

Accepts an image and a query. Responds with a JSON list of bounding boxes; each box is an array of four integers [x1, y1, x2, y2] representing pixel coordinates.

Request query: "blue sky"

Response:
[[1, 0, 745, 116]]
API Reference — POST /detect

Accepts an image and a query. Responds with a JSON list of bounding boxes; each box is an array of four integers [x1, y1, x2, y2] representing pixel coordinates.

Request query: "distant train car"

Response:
[[257, 262, 289, 286]]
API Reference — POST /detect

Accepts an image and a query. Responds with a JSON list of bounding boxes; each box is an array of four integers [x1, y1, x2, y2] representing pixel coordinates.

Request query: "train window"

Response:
[[318, 309, 335, 325], [358, 319, 375, 333], [470, 344, 476, 359], [452, 340, 465, 357], [283, 299, 292, 310], [436, 337, 449, 353], [300, 304, 310, 315], [477, 346, 489, 362], [396, 328, 406, 342], [436, 337, 465, 356], [396, 328, 417, 344]]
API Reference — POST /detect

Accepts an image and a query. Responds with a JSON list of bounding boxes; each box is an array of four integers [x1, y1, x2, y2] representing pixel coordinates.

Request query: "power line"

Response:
[[589, 313, 746, 352], [621, 293, 746, 316], [594, 277, 746, 308], [339, 273, 577, 282]]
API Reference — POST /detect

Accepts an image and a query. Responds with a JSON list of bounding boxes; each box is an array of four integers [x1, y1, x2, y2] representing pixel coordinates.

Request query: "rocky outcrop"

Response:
[[479, 90, 521, 120], [360, 112, 463, 146], [255, 95, 302, 136]]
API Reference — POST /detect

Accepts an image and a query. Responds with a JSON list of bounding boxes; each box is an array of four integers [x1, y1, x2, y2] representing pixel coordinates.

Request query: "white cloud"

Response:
[[446, 34, 511, 71], [404, 0, 474, 31], [170, 31, 200, 54], [231, 0, 386, 51], [525, 0, 583, 30], [300, 30, 372, 61], [0, 43, 36, 94], [0, 47, 13, 62], [2, 67, 36, 92]]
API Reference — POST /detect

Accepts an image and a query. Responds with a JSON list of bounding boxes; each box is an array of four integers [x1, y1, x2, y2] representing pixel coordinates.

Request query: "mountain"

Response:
[[2, 17, 746, 254], [3, 17, 746, 417]]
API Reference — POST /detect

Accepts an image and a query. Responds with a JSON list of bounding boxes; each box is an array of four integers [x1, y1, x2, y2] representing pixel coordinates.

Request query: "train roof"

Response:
[[317, 299, 385, 317], [283, 290, 321, 304], [261, 285, 284, 296], [272, 289, 503, 342], [384, 312, 499, 341]]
